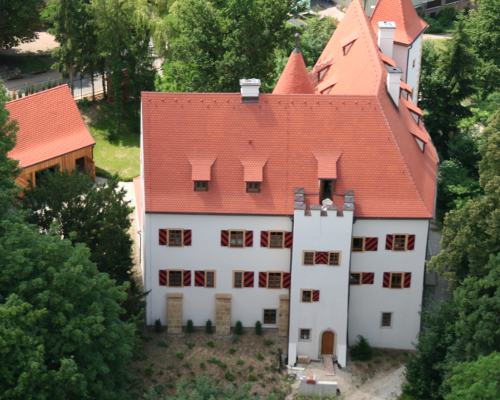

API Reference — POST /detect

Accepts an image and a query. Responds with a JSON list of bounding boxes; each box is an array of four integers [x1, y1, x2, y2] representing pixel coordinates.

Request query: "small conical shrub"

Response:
[[186, 319, 194, 334], [255, 321, 262, 336], [205, 319, 213, 334], [234, 321, 243, 335]]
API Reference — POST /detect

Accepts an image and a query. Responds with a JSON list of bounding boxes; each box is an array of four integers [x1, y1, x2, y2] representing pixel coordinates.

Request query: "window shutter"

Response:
[[220, 230, 229, 246], [195, 270, 205, 287], [362, 272, 375, 285], [159, 270, 167, 286], [315, 251, 328, 264], [159, 229, 167, 245], [244, 271, 254, 287], [383, 272, 390, 287], [260, 231, 269, 247], [284, 232, 293, 248], [404, 272, 412, 288], [407, 235, 415, 250], [365, 237, 378, 251], [312, 290, 320, 302], [245, 231, 253, 247], [183, 230, 192, 246], [282, 272, 291, 289], [183, 270, 191, 286], [385, 234, 394, 250], [259, 272, 267, 287]]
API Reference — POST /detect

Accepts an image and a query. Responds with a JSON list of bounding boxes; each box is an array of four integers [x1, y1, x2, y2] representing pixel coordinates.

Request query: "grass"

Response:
[[0, 53, 54, 78], [79, 100, 140, 181]]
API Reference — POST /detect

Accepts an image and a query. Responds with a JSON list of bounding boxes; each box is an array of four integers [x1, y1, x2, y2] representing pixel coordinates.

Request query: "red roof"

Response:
[[7, 85, 95, 168], [273, 49, 314, 95], [141, 0, 438, 219], [370, 0, 428, 45]]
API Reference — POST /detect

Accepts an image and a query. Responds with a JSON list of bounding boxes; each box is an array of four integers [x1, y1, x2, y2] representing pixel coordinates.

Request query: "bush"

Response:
[[186, 319, 194, 334], [234, 321, 243, 335], [175, 352, 184, 360], [206, 341, 215, 348], [154, 319, 162, 333], [224, 372, 235, 382], [350, 335, 373, 361], [255, 321, 262, 336], [205, 319, 213, 334]]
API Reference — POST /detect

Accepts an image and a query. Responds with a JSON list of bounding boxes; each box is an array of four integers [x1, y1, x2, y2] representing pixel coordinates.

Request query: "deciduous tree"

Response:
[[0, 0, 45, 49]]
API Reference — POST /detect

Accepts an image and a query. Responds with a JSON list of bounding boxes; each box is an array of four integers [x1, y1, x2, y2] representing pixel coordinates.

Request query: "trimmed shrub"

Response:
[[255, 321, 263, 336], [154, 319, 162, 333], [205, 319, 213, 334], [186, 319, 194, 334], [350, 335, 373, 361], [234, 321, 243, 335]]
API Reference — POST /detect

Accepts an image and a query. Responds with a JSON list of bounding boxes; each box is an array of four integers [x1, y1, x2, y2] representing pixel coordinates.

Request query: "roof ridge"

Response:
[[6, 84, 70, 104]]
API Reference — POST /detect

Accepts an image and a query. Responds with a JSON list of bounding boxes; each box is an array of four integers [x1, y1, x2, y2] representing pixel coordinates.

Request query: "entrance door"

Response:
[[321, 331, 335, 355]]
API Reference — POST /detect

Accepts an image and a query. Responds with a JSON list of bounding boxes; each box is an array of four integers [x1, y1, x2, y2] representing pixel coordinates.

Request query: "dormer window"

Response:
[[246, 182, 261, 193], [341, 33, 358, 56], [194, 181, 208, 192], [320, 179, 334, 202], [318, 66, 330, 82]]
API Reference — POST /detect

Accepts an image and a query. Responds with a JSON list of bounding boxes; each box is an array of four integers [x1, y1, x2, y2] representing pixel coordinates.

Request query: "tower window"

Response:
[[246, 182, 261, 193], [194, 181, 208, 191], [319, 179, 334, 202]]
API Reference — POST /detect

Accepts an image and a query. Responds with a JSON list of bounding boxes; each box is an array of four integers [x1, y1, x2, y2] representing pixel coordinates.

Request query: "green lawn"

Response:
[[80, 101, 140, 181]]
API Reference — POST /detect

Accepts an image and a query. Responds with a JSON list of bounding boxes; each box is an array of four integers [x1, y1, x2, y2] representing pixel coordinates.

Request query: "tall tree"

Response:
[[0, 0, 45, 49]]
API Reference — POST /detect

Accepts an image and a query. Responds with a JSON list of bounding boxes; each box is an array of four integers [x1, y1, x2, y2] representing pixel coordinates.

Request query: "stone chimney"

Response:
[[386, 66, 402, 107], [377, 21, 396, 58], [240, 78, 261, 103]]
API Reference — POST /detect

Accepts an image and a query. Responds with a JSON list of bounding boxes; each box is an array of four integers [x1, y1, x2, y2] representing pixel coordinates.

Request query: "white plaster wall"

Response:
[[143, 213, 292, 328], [393, 43, 408, 81], [348, 218, 429, 349], [406, 34, 423, 104], [288, 208, 354, 366]]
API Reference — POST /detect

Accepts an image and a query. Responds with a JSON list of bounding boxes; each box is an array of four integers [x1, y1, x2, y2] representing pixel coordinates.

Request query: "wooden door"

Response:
[[321, 331, 334, 355]]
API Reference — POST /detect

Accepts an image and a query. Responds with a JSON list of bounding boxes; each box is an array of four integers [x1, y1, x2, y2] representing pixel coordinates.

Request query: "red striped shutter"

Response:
[[365, 237, 378, 251], [195, 271, 205, 287], [259, 272, 267, 287], [244, 271, 254, 287], [159, 229, 167, 245], [282, 272, 291, 288], [284, 232, 293, 248], [315, 251, 328, 264], [159, 270, 167, 286], [312, 290, 320, 302], [260, 231, 269, 247], [385, 234, 394, 250], [182, 230, 192, 246], [183, 270, 191, 286], [220, 230, 229, 246], [362, 272, 374, 284], [404, 272, 412, 288], [407, 235, 415, 250], [245, 231, 253, 247], [383, 272, 391, 287]]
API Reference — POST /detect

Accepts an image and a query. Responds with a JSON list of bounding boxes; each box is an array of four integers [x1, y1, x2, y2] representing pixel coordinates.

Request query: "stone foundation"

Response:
[[278, 294, 289, 337], [166, 293, 183, 334], [215, 294, 232, 336]]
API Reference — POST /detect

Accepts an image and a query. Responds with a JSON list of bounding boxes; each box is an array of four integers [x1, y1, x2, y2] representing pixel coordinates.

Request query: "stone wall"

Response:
[[278, 294, 289, 337], [215, 294, 232, 335], [166, 293, 183, 334]]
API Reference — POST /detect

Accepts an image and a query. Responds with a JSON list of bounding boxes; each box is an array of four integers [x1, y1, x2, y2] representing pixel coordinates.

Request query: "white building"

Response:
[[139, 0, 438, 367]]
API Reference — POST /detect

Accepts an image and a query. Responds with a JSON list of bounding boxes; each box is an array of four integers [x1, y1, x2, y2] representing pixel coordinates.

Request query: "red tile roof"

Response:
[[370, 0, 428, 45], [141, 0, 438, 219], [6, 85, 95, 168], [273, 49, 314, 95]]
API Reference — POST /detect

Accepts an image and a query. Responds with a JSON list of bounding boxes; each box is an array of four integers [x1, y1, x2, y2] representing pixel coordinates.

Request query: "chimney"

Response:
[[386, 66, 402, 107], [377, 21, 396, 58], [239, 78, 261, 103]]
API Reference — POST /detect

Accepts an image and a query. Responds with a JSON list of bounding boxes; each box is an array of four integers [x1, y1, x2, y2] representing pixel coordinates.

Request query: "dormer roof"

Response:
[[370, 0, 428, 45], [273, 49, 314, 95]]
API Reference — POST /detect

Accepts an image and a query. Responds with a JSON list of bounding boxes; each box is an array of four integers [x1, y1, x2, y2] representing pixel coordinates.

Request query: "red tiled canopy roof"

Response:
[[6, 85, 95, 168], [273, 49, 314, 95], [370, 0, 428, 45]]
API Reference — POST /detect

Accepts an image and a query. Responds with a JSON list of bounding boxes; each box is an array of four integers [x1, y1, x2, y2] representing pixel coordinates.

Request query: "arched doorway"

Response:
[[321, 330, 335, 355]]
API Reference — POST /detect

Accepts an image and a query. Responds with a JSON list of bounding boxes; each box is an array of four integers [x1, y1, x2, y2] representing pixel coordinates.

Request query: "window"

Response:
[[75, 157, 85, 173], [233, 271, 254, 288], [352, 237, 364, 252], [303, 251, 315, 265], [268, 272, 282, 289], [195, 270, 215, 288], [234, 271, 243, 288], [168, 270, 183, 287], [393, 235, 407, 251], [168, 229, 183, 246], [328, 252, 340, 266], [263, 309, 276, 324], [390, 273, 403, 288], [381, 312, 392, 328], [318, 67, 329, 82], [205, 271, 215, 288], [299, 329, 311, 341], [229, 231, 244, 247], [302, 290, 313, 303], [350, 273, 361, 285], [246, 182, 261, 193], [269, 232, 284, 248], [194, 181, 208, 191], [319, 179, 334, 202]]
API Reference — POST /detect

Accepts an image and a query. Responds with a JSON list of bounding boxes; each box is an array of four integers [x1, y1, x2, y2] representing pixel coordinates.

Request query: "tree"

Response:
[[22, 171, 134, 285], [443, 353, 500, 400], [0, 82, 19, 218], [162, 376, 258, 399], [0, 0, 45, 49], [156, 0, 302, 93], [0, 218, 136, 399]]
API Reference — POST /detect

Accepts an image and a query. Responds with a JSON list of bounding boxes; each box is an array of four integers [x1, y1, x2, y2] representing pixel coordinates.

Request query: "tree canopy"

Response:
[[0, 0, 45, 49]]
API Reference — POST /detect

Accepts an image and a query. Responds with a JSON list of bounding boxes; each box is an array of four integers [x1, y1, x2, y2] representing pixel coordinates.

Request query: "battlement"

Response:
[[294, 188, 355, 216]]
